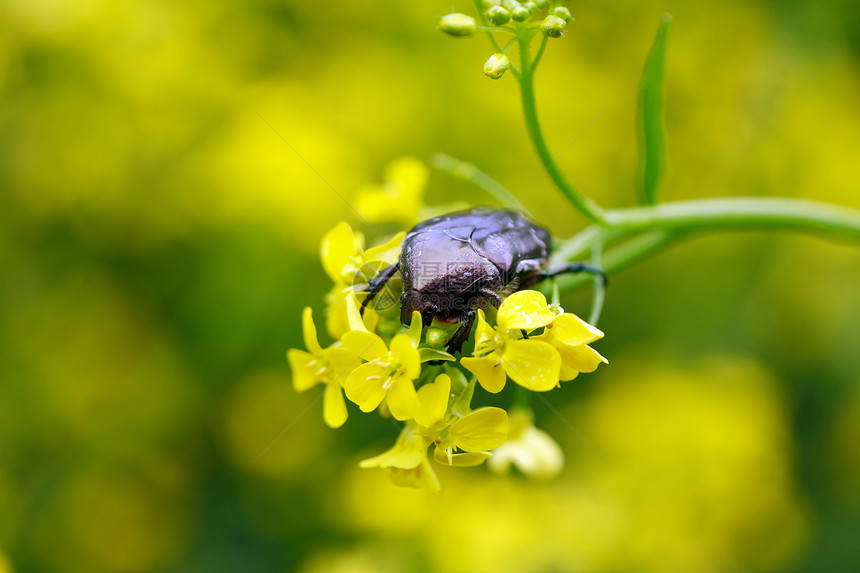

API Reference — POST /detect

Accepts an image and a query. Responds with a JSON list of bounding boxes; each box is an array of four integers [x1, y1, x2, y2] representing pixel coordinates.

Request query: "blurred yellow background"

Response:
[[2, 0, 860, 571]]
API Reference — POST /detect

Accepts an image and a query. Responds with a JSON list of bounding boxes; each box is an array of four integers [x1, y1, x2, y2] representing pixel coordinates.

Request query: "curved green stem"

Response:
[[517, 33, 609, 226], [587, 245, 606, 325], [607, 197, 860, 238], [552, 197, 860, 292]]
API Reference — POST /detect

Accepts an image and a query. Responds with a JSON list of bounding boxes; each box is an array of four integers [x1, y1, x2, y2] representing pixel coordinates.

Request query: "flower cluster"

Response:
[[288, 219, 607, 491], [438, 1, 574, 80]]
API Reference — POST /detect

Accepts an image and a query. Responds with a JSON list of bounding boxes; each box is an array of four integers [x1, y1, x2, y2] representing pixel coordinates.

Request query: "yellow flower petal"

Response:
[[320, 222, 362, 283], [390, 459, 440, 493], [326, 287, 379, 339], [390, 334, 421, 379], [502, 339, 561, 392], [287, 349, 319, 392], [449, 407, 508, 452], [472, 310, 496, 350], [323, 381, 348, 428], [433, 447, 491, 467], [488, 425, 564, 479], [360, 445, 422, 470], [324, 347, 361, 386], [364, 231, 406, 265], [558, 343, 608, 373], [407, 310, 422, 346], [344, 362, 389, 413], [559, 363, 581, 382], [360, 427, 429, 469], [301, 307, 323, 356], [461, 354, 507, 394], [387, 372, 420, 421], [415, 374, 451, 428], [341, 330, 388, 362], [551, 313, 604, 345], [344, 291, 368, 333], [496, 290, 557, 332]]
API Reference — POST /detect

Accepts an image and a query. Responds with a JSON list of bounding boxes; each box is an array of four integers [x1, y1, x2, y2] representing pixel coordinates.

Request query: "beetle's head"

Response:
[[400, 289, 437, 328]]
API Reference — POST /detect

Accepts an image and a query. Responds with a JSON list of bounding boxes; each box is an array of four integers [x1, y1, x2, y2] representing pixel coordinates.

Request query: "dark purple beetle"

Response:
[[360, 207, 603, 354]]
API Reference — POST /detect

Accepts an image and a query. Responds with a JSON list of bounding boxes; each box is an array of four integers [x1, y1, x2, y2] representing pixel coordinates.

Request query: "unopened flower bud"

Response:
[[523, 1, 538, 14], [511, 5, 530, 22], [425, 326, 450, 349], [534, 0, 549, 8], [483, 53, 511, 80], [439, 13, 477, 37], [481, 0, 501, 9], [487, 5, 512, 26], [552, 6, 572, 22], [540, 15, 567, 38]]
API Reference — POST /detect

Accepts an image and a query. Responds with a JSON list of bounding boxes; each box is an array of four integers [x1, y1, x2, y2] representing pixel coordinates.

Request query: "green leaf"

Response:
[[637, 14, 672, 205], [419, 348, 456, 363]]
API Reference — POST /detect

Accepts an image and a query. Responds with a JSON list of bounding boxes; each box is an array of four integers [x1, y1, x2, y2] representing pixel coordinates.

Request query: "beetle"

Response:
[[359, 207, 604, 354]]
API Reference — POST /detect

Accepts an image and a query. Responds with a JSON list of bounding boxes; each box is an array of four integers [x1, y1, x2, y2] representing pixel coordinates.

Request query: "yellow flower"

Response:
[[433, 406, 508, 467], [286, 307, 358, 428], [487, 408, 564, 479], [319, 222, 404, 339], [352, 157, 428, 225], [461, 290, 562, 393], [412, 374, 508, 467], [359, 425, 440, 493], [535, 313, 608, 381], [342, 330, 421, 421]]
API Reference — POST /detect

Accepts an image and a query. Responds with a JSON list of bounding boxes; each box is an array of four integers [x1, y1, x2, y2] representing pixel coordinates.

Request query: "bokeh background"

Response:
[[2, 0, 860, 571]]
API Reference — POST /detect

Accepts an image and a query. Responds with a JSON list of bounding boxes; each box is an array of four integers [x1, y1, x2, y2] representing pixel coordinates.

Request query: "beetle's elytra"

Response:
[[361, 207, 604, 354]]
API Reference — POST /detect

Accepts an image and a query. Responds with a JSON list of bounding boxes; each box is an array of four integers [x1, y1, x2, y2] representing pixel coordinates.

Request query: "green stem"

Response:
[[517, 32, 609, 226], [587, 245, 606, 325], [607, 197, 860, 238], [432, 153, 531, 215], [532, 35, 548, 69], [553, 197, 860, 292]]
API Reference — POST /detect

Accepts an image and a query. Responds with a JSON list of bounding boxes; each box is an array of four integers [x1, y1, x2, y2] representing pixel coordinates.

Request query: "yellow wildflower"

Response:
[[342, 330, 421, 421], [359, 425, 440, 493], [461, 290, 562, 393], [286, 307, 358, 428], [433, 405, 508, 467], [353, 157, 428, 226], [488, 408, 564, 479], [319, 221, 404, 338], [536, 312, 608, 381]]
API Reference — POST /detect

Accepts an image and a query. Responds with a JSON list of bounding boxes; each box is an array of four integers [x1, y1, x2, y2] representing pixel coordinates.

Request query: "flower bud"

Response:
[[425, 326, 450, 349], [511, 5, 530, 22], [483, 53, 511, 80], [487, 5, 512, 26], [552, 6, 572, 22], [534, 0, 549, 8], [481, 0, 501, 9], [523, 1, 538, 14], [439, 13, 477, 37], [540, 15, 567, 38]]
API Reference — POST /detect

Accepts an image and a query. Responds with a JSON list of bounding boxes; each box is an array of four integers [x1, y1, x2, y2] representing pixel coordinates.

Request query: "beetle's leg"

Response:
[[359, 262, 400, 316], [446, 309, 476, 356], [526, 262, 607, 288], [478, 288, 503, 308]]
